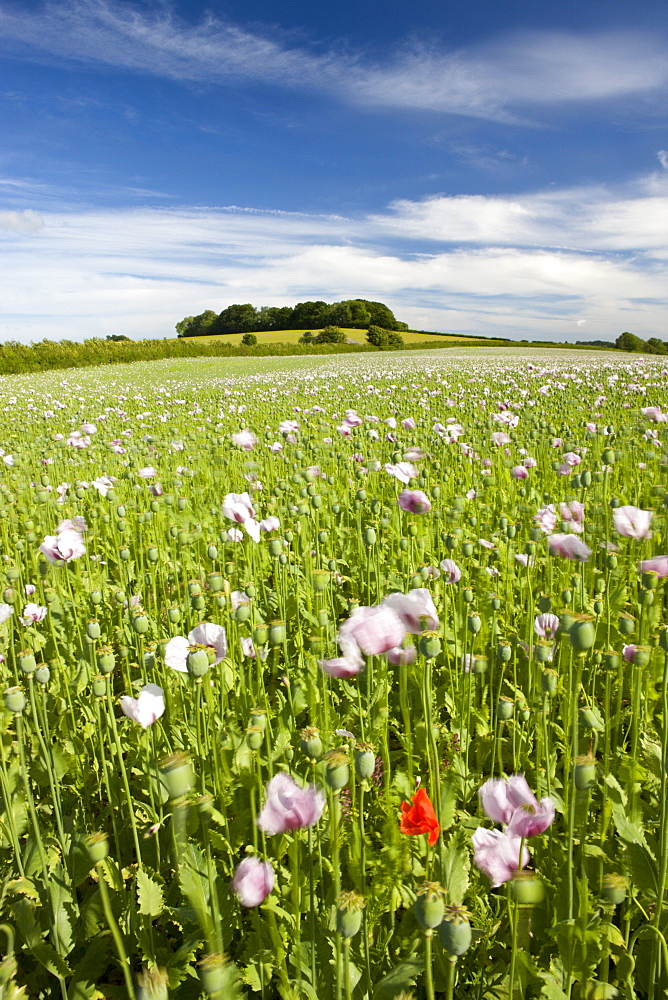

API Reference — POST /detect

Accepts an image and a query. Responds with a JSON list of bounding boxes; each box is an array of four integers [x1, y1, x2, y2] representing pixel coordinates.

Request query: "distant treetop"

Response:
[[175, 299, 408, 337]]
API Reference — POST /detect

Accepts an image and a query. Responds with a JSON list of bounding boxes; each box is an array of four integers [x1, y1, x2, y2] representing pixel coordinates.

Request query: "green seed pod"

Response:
[[246, 726, 264, 751], [312, 570, 330, 592], [119, 547, 131, 560], [84, 831, 109, 865], [497, 696, 515, 721], [444, 534, 458, 550], [354, 748, 376, 780], [399, 538, 409, 551], [2, 587, 16, 604], [300, 727, 323, 760], [633, 646, 651, 667], [407, 523, 418, 537], [132, 615, 149, 635], [414, 883, 445, 929], [490, 596, 501, 611], [541, 668, 558, 695], [96, 647, 116, 673], [467, 614, 481, 634], [364, 527, 377, 546], [497, 642, 512, 663], [642, 570, 659, 590], [579, 706, 604, 731], [92, 675, 107, 697], [198, 953, 240, 998], [438, 905, 472, 956], [569, 618, 596, 653], [167, 606, 181, 623], [278, 553, 288, 565], [419, 633, 442, 659], [268, 538, 283, 556], [18, 650, 36, 674], [160, 751, 195, 800], [462, 588, 474, 604], [186, 648, 210, 677], [601, 875, 627, 906], [34, 664, 50, 685], [511, 872, 545, 906], [581, 471, 592, 487], [235, 604, 251, 623], [618, 613, 635, 636], [534, 641, 553, 663], [268, 621, 286, 646], [574, 754, 597, 790], [4, 686, 26, 713], [207, 573, 223, 593], [324, 751, 350, 790], [86, 620, 101, 640], [593, 600, 603, 616], [561, 589, 572, 605], [89, 590, 103, 606], [602, 448, 615, 466], [336, 891, 365, 938], [639, 589, 654, 607]]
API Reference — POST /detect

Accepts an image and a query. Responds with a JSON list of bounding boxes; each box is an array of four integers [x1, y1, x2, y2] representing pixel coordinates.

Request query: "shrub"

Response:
[[366, 325, 405, 349], [241, 333, 258, 347], [312, 326, 346, 344], [298, 331, 313, 344]]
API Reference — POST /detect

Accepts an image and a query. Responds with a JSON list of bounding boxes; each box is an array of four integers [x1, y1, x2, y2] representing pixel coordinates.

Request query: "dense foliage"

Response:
[[0, 349, 667, 999], [175, 300, 408, 338]]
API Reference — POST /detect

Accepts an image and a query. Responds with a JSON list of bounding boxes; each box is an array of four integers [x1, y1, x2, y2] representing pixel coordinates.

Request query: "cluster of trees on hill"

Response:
[[615, 332, 668, 355], [175, 299, 408, 337]]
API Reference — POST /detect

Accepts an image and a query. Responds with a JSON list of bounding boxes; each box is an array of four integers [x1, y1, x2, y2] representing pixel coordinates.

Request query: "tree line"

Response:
[[175, 299, 408, 337]]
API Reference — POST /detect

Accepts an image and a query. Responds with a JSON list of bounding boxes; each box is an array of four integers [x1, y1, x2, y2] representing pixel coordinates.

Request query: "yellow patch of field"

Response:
[[182, 328, 478, 346]]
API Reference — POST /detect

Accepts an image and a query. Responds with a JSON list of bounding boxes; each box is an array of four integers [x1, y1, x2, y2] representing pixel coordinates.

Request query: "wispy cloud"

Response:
[[1, 173, 666, 343], [0, 208, 44, 233], [1, 1, 667, 121]]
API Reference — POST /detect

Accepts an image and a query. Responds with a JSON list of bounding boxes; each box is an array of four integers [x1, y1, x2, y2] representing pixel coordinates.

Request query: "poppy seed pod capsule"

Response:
[[84, 831, 109, 865], [438, 904, 472, 956], [561, 589, 572, 605], [34, 664, 50, 685], [96, 647, 115, 674], [336, 891, 365, 938], [191, 596, 206, 612], [633, 646, 651, 667], [198, 953, 239, 997], [419, 632, 442, 659], [92, 675, 106, 697], [602, 448, 615, 466], [318, 530, 329, 544], [167, 606, 181, 623], [312, 571, 330, 592], [235, 605, 251, 623], [569, 618, 596, 653], [160, 751, 195, 800], [511, 872, 545, 906], [4, 686, 26, 713], [89, 590, 103, 606], [414, 883, 445, 929], [497, 696, 515, 721], [246, 726, 264, 751], [601, 875, 627, 906], [462, 589, 474, 604], [618, 613, 635, 636], [364, 527, 377, 546], [18, 650, 36, 674], [86, 620, 101, 640], [268, 621, 285, 646], [407, 523, 418, 537], [534, 641, 553, 663], [355, 747, 376, 780], [581, 471, 592, 487], [132, 615, 149, 635], [467, 614, 481, 634], [639, 589, 654, 607], [399, 538, 409, 551], [497, 642, 512, 663], [490, 596, 501, 611], [574, 754, 597, 790], [186, 647, 210, 678], [324, 751, 350, 790], [268, 538, 283, 557], [300, 727, 323, 760], [642, 571, 659, 591], [542, 668, 558, 695]]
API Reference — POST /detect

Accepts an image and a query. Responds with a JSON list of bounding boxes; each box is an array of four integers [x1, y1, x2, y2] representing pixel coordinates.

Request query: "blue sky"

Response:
[[1, 0, 667, 343]]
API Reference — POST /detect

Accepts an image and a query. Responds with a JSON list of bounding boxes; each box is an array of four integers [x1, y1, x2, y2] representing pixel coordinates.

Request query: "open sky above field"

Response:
[[1, 0, 667, 344]]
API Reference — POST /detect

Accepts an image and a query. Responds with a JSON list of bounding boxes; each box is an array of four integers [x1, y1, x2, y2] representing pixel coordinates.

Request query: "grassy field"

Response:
[[188, 327, 481, 346]]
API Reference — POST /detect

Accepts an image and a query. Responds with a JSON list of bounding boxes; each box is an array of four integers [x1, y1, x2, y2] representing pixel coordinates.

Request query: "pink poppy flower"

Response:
[[638, 555, 668, 578], [622, 644, 637, 662], [547, 533, 591, 561], [401, 417, 416, 430], [383, 588, 439, 633], [338, 604, 406, 657], [0, 603, 14, 624], [472, 828, 529, 887], [386, 643, 417, 666], [231, 429, 258, 450], [222, 492, 256, 523], [559, 501, 585, 533], [514, 554, 535, 568], [534, 613, 560, 639], [319, 649, 365, 678], [562, 452, 581, 467], [612, 506, 653, 540], [398, 490, 431, 514], [257, 772, 325, 835], [120, 684, 165, 728], [535, 505, 557, 534], [164, 623, 227, 673], [231, 856, 275, 907], [439, 559, 462, 583], [39, 528, 86, 564], [19, 603, 47, 625], [227, 528, 244, 542], [511, 466, 528, 479], [138, 466, 157, 478], [479, 775, 555, 837], [385, 462, 418, 484]]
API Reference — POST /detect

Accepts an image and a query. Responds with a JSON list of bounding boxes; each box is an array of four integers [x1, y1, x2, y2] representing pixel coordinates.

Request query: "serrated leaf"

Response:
[[374, 958, 423, 1000], [137, 868, 164, 917], [12, 897, 71, 978], [604, 774, 627, 808], [624, 843, 657, 897], [165, 931, 203, 988], [611, 805, 646, 846], [441, 828, 470, 905]]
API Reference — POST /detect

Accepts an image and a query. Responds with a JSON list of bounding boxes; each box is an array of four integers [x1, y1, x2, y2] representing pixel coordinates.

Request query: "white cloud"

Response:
[[0, 209, 44, 233], [0, 2, 666, 121], [0, 174, 666, 344], [659, 150, 668, 169]]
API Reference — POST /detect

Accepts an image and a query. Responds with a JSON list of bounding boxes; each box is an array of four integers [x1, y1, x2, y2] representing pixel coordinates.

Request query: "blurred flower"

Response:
[[24, 584, 36, 596], [257, 772, 325, 835], [231, 429, 258, 450], [227, 528, 243, 542], [231, 856, 275, 907], [138, 466, 157, 478], [398, 490, 431, 514], [385, 462, 418, 484], [383, 588, 439, 633], [91, 475, 115, 497], [57, 516, 86, 534], [638, 555, 668, 578], [514, 554, 535, 568], [338, 604, 405, 657], [400, 787, 440, 846], [165, 623, 227, 673], [612, 506, 653, 540], [39, 528, 86, 564], [559, 501, 585, 533], [535, 505, 557, 534], [472, 828, 529, 887], [120, 684, 165, 728], [479, 775, 555, 837], [401, 417, 416, 430], [386, 643, 417, 666], [439, 559, 462, 583], [20, 603, 47, 625], [0, 603, 15, 624], [511, 465, 528, 479], [547, 534, 591, 561], [622, 644, 637, 662], [240, 636, 256, 658]]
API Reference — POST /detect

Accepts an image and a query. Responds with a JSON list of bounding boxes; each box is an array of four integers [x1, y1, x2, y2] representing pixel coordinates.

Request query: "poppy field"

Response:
[[1, 347, 668, 1000]]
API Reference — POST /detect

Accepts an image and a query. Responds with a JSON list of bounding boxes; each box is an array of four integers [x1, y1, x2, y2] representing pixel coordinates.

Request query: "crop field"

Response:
[[186, 329, 478, 346], [1, 347, 668, 999]]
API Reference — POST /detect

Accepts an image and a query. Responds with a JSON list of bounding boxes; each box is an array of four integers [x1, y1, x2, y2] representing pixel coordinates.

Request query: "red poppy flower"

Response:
[[400, 787, 440, 846]]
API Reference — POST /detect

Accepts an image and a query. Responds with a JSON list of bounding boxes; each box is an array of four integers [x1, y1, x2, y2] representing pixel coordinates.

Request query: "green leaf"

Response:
[[611, 805, 646, 846], [624, 843, 657, 897], [374, 958, 423, 1000], [67, 936, 112, 999], [137, 867, 165, 917], [12, 897, 71, 978], [166, 930, 203, 989], [50, 861, 77, 957], [441, 828, 470, 905]]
